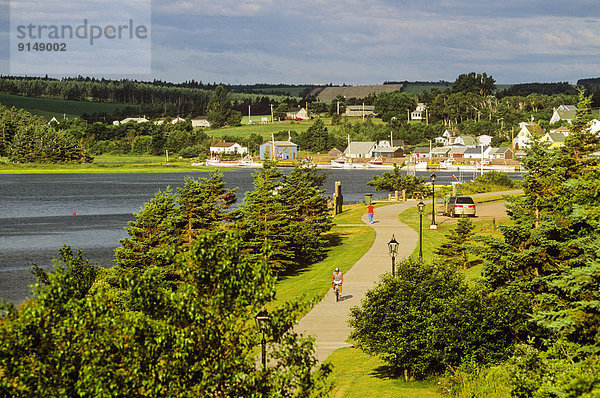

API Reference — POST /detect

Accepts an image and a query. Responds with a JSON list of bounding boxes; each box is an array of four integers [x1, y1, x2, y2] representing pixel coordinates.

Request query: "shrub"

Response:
[[178, 145, 204, 158], [473, 171, 514, 187], [349, 258, 528, 379]]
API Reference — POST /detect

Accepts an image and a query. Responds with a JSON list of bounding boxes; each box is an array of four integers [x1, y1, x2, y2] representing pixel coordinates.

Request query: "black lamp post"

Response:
[[430, 172, 437, 229], [418, 201, 425, 260], [388, 235, 399, 275], [255, 309, 269, 370]]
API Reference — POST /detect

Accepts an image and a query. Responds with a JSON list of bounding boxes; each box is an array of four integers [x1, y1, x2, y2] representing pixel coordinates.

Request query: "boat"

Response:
[[366, 157, 391, 168], [237, 156, 261, 167], [205, 157, 222, 166], [330, 157, 356, 168]]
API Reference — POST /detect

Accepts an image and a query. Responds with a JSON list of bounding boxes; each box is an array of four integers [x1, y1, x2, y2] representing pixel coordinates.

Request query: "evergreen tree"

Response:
[[479, 91, 600, 350], [278, 163, 332, 266], [237, 161, 293, 272], [115, 188, 181, 270], [177, 173, 237, 245], [207, 85, 234, 127], [434, 216, 479, 269]]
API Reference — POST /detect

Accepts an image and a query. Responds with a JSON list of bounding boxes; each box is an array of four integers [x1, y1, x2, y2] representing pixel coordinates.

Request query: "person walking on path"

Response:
[[367, 204, 374, 224]]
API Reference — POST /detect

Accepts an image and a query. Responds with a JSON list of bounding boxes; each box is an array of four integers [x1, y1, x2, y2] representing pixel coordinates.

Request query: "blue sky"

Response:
[[2, 0, 600, 84]]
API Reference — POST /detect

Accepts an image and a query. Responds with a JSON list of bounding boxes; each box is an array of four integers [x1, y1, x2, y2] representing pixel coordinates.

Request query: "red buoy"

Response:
[[73, 212, 76, 216]]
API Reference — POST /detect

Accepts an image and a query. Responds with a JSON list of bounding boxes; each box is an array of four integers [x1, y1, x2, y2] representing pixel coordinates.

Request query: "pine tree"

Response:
[[480, 91, 600, 350], [278, 163, 332, 266], [237, 161, 293, 272], [434, 216, 479, 269], [177, 172, 237, 245], [115, 188, 181, 269]]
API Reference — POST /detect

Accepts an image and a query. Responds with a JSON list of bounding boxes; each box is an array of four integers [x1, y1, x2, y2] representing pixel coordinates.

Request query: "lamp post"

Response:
[[430, 172, 437, 229], [417, 201, 425, 260], [388, 235, 399, 276], [255, 309, 269, 370]]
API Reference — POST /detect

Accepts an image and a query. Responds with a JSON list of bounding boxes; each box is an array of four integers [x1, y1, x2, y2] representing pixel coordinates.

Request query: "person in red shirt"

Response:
[[367, 204, 374, 224]]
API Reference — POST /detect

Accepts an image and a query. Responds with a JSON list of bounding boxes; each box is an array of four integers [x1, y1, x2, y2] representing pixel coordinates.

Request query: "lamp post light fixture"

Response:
[[255, 309, 270, 370], [430, 172, 437, 230], [417, 201, 425, 260], [388, 235, 399, 276]]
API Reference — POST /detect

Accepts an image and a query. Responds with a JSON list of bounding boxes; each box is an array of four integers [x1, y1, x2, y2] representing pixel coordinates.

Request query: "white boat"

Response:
[[205, 158, 221, 166], [330, 157, 356, 168], [366, 157, 391, 168], [237, 156, 253, 166]]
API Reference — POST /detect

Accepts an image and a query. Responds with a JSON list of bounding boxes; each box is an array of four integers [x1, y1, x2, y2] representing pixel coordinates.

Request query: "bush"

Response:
[[130, 135, 153, 155], [473, 171, 514, 187], [178, 145, 204, 158], [349, 259, 527, 379]]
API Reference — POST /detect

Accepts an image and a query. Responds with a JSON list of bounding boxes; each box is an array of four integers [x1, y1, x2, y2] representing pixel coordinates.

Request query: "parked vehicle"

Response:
[[442, 195, 477, 217]]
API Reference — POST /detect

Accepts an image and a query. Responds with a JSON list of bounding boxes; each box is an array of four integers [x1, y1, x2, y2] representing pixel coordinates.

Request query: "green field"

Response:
[[209, 118, 313, 139], [0, 93, 137, 120]]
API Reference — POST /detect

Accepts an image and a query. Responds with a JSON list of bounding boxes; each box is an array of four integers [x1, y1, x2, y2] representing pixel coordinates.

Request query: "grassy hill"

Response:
[[0, 93, 138, 120]]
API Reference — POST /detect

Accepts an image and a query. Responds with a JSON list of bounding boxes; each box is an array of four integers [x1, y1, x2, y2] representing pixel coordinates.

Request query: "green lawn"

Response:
[[0, 93, 136, 120], [273, 225, 375, 308], [327, 347, 442, 398], [207, 119, 312, 140]]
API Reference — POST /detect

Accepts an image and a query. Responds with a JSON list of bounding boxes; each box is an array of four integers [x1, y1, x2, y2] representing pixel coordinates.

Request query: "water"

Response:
[[0, 169, 524, 304]]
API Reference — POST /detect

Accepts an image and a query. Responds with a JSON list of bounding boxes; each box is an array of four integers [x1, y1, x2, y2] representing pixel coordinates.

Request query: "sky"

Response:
[[1, 0, 600, 85]]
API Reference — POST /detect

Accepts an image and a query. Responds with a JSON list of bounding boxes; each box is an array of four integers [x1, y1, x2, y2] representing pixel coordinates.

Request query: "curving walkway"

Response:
[[295, 201, 419, 362]]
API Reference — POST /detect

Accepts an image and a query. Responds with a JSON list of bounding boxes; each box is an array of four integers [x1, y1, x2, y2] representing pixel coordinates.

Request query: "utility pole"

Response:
[[362, 102, 365, 121], [337, 101, 340, 115], [270, 104, 274, 123], [248, 105, 251, 125]]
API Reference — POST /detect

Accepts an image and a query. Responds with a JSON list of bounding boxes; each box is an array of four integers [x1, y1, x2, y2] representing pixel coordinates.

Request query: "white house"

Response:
[[410, 103, 427, 121], [590, 119, 600, 134], [154, 116, 186, 125], [344, 141, 376, 158], [451, 135, 477, 148], [513, 122, 544, 150], [210, 142, 248, 155], [463, 146, 493, 159], [191, 117, 211, 128], [286, 107, 309, 120], [549, 105, 577, 124], [113, 117, 149, 125], [477, 134, 493, 146]]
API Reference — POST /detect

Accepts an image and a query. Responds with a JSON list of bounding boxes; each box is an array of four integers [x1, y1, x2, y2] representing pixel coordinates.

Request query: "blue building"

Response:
[[259, 141, 298, 160]]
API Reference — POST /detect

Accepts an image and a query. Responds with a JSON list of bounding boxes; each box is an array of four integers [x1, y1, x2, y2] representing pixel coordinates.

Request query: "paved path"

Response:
[[295, 201, 419, 362]]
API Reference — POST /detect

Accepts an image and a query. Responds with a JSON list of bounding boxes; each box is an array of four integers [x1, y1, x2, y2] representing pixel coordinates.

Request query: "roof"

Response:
[[211, 142, 238, 148], [464, 146, 489, 154], [449, 147, 467, 155], [521, 123, 545, 136], [375, 146, 402, 154], [345, 141, 376, 154], [456, 136, 477, 146], [557, 105, 576, 111], [496, 147, 512, 154], [346, 105, 375, 111], [550, 126, 570, 134], [431, 146, 451, 154], [555, 109, 576, 120], [263, 140, 298, 147], [412, 146, 430, 153], [546, 133, 566, 143]]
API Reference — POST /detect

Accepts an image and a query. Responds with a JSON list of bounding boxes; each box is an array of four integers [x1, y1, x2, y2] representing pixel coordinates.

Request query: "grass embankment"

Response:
[[0, 154, 214, 174]]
